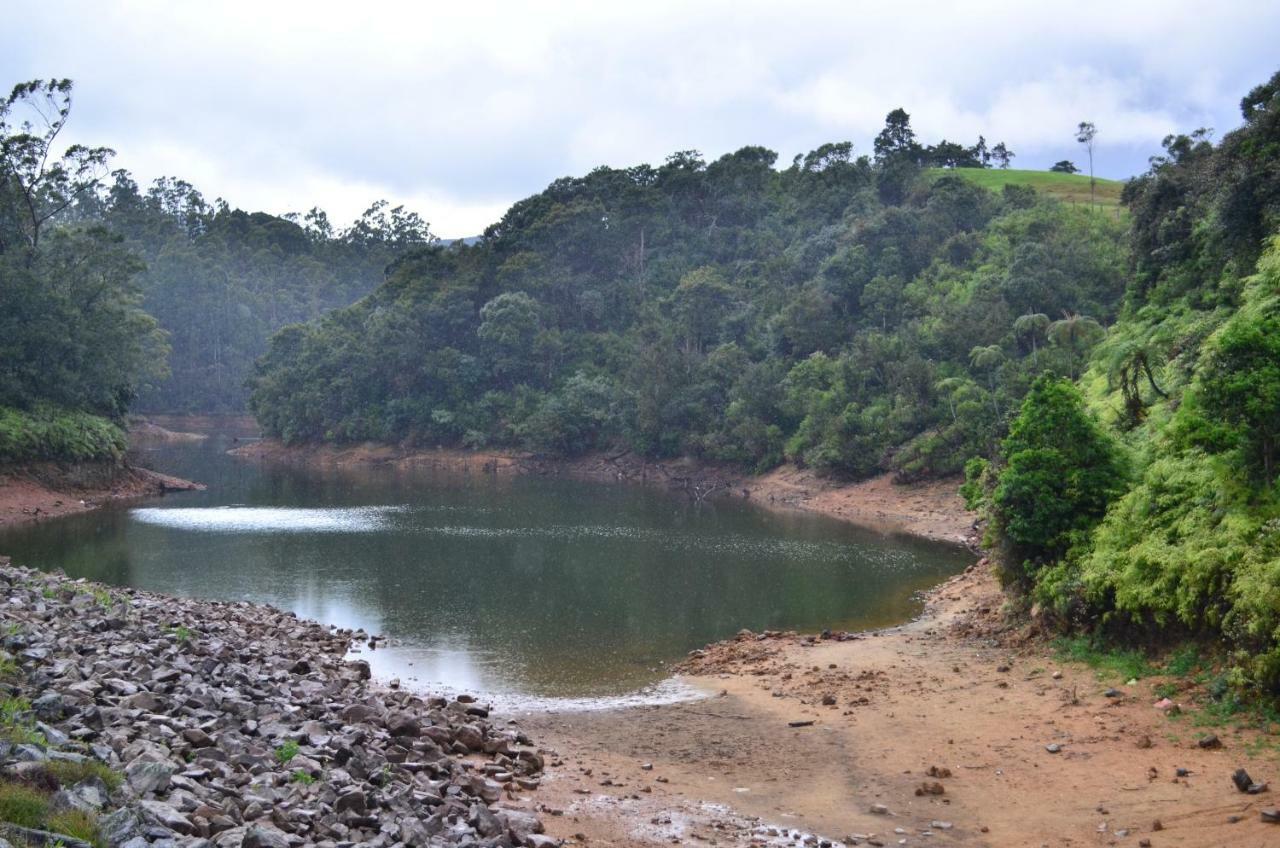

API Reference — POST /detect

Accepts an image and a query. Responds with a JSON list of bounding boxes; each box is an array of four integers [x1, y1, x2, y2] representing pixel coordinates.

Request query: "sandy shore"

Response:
[[522, 564, 1279, 846]]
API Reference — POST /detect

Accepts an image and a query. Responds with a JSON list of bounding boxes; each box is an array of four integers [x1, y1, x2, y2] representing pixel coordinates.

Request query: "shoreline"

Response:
[[10, 427, 1276, 844], [0, 561, 554, 847], [230, 439, 977, 548], [0, 460, 203, 530], [522, 563, 1280, 846]]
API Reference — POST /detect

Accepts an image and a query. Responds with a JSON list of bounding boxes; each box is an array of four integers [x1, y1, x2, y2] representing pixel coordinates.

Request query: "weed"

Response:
[[274, 740, 300, 765], [0, 697, 45, 746], [291, 769, 316, 785], [43, 759, 123, 792], [46, 807, 102, 847], [1052, 636, 1154, 681], [170, 625, 193, 643], [0, 780, 50, 828], [1164, 645, 1204, 678], [0, 655, 19, 680]]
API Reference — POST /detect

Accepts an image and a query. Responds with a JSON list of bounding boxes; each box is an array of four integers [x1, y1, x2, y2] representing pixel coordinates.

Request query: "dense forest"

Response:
[[248, 126, 1125, 481], [966, 70, 1280, 695], [0, 79, 433, 460]]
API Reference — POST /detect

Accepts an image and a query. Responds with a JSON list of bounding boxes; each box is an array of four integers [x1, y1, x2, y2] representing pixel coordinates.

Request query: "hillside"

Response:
[[247, 144, 1129, 483], [942, 167, 1125, 208]]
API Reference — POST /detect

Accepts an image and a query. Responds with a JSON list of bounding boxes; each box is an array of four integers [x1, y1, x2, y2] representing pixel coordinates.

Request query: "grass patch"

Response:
[[291, 769, 317, 785], [47, 808, 103, 847], [0, 654, 19, 681], [170, 625, 193, 643], [1163, 644, 1204, 678], [43, 759, 122, 792], [1052, 636, 1154, 681], [0, 698, 45, 746], [0, 780, 50, 828], [274, 740, 299, 765], [938, 167, 1125, 209]]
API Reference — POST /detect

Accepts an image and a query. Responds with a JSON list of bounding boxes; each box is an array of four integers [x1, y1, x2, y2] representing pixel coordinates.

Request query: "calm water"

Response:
[[0, 422, 969, 709]]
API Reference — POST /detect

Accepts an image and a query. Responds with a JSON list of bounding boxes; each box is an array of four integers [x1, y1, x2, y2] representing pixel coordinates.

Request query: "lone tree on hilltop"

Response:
[[1076, 122, 1097, 207]]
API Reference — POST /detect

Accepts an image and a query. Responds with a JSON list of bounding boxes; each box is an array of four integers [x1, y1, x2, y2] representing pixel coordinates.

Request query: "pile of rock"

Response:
[[0, 563, 554, 847]]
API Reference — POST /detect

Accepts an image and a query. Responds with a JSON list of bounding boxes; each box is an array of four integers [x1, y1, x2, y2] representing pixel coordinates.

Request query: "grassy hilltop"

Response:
[[941, 167, 1126, 208]]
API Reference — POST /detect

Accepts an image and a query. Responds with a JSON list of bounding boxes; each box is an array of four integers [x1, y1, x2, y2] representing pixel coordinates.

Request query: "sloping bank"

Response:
[[0, 561, 554, 848], [0, 462, 201, 529], [228, 440, 978, 548]]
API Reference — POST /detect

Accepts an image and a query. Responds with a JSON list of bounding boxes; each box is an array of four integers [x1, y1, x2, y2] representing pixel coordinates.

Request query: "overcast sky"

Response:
[[4, 1, 1278, 237]]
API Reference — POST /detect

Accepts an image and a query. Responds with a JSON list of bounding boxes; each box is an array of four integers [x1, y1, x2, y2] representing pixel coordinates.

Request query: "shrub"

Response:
[[990, 375, 1127, 581], [275, 740, 300, 764], [0, 405, 126, 463]]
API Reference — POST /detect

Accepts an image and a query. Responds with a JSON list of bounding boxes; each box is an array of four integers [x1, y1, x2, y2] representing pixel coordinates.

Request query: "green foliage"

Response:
[[990, 376, 1127, 579], [0, 405, 126, 463], [274, 740, 300, 765], [42, 759, 122, 792], [1052, 636, 1154, 681], [0, 780, 48, 828], [1017, 73, 1280, 701], [0, 697, 44, 745], [46, 808, 103, 847], [959, 457, 990, 511], [1196, 274, 1280, 480], [291, 769, 317, 785]]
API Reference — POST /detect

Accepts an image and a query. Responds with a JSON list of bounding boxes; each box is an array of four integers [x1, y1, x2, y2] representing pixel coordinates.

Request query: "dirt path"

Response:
[[522, 565, 1280, 847]]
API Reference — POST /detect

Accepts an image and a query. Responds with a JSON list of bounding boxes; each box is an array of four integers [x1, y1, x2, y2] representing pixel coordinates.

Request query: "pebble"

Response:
[[0, 564, 548, 848]]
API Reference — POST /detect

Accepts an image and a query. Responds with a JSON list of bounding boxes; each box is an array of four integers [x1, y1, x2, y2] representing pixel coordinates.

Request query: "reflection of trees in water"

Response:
[[3, 439, 968, 696]]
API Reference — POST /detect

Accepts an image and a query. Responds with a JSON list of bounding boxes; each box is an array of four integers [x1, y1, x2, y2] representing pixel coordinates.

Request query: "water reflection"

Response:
[[0, 422, 971, 707]]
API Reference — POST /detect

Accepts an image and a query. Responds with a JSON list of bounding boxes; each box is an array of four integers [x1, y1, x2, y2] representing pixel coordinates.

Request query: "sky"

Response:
[[4, 1, 1278, 238]]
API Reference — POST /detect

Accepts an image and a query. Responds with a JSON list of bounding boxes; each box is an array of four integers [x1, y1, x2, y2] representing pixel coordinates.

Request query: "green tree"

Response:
[[990, 376, 1127, 579], [1075, 122, 1097, 208], [1197, 296, 1280, 480], [478, 292, 541, 385]]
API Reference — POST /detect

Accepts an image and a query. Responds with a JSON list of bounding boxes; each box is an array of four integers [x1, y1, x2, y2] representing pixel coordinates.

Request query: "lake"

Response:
[[0, 422, 970, 709]]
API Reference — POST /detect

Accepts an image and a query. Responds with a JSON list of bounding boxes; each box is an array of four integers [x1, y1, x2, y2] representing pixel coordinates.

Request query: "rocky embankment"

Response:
[[0, 561, 553, 848]]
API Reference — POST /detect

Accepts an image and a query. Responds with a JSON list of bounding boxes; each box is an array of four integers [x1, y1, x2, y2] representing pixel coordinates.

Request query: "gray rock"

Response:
[[31, 692, 65, 720], [138, 800, 196, 835], [100, 807, 149, 846], [126, 757, 176, 794], [242, 825, 291, 848]]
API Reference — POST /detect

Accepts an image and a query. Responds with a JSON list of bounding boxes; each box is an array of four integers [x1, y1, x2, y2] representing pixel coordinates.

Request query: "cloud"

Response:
[[3, 0, 1277, 235]]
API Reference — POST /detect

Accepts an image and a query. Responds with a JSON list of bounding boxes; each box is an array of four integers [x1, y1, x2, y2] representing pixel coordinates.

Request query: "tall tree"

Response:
[[873, 108, 920, 164], [1076, 121, 1097, 208]]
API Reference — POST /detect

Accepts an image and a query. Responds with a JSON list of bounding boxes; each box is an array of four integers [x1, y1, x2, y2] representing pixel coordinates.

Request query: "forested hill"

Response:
[[249, 134, 1128, 481], [89, 182, 434, 412], [967, 70, 1280, 695]]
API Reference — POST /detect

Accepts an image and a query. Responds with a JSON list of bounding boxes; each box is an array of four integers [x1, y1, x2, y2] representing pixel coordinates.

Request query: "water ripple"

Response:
[[130, 506, 402, 533]]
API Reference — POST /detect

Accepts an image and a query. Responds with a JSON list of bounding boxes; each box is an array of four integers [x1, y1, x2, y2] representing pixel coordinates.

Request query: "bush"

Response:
[[0, 405, 126, 463], [990, 376, 1127, 581]]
